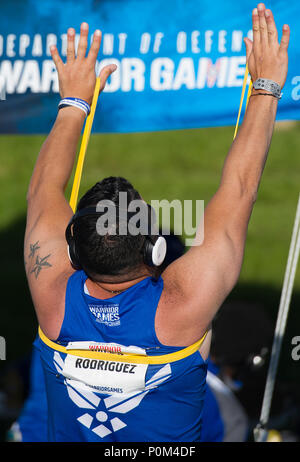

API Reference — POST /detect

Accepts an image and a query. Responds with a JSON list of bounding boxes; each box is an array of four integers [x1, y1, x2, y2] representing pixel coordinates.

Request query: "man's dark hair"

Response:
[[73, 176, 146, 277]]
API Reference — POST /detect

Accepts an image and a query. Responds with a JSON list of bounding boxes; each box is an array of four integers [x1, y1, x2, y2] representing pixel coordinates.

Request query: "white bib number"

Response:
[[62, 355, 148, 396]]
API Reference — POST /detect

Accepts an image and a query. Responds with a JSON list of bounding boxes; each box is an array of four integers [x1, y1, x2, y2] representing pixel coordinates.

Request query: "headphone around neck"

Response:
[[65, 205, 167, 270]]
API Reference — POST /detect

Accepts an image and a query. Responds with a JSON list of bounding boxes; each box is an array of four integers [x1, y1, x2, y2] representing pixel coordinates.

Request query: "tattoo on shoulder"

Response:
[[26, 241, 52, 279]]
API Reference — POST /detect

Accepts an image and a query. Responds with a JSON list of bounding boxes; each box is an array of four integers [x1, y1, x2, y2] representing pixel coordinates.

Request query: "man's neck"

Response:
[[85, 273, 150, 299]]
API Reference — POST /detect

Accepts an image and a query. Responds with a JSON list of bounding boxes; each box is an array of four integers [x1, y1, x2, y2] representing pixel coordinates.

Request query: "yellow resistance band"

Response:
[[69, 76, 101, 212], [233, 64, 252, 140], [38, 326, 207, 365]]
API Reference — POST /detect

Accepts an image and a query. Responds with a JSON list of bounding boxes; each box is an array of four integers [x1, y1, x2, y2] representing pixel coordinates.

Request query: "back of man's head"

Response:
[[74, 176, 146, 279]]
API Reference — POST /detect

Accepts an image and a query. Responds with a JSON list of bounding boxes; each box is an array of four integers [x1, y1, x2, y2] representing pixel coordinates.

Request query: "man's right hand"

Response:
[[244, 3, 290, 89]]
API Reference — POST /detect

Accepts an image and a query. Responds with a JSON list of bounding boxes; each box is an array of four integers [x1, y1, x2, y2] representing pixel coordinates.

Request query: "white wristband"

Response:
[[58, 97, 91, 116]]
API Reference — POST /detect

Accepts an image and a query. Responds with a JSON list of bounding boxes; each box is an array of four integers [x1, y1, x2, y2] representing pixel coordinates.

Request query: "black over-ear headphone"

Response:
[[65, 205, 167, 270]]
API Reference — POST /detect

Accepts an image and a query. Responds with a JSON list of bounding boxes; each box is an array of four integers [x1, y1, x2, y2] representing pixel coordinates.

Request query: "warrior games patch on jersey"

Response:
[[88, 303, 120, 326]]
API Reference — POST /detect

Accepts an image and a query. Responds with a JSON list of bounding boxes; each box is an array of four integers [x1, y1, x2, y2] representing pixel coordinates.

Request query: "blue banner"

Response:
[[0, 0, 299, 134]]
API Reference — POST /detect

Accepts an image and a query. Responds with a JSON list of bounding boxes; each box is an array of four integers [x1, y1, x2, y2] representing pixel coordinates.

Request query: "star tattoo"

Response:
[[30, 254, 52, 279], [28, 241, 40, 258]]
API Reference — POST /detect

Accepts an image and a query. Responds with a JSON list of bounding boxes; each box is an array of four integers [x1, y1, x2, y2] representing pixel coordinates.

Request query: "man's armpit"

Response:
[[25, 240, 52, 279]]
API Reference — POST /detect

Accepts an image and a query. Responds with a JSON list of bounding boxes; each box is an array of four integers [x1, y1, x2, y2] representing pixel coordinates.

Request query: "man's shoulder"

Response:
[[33, 268, 74, 341]]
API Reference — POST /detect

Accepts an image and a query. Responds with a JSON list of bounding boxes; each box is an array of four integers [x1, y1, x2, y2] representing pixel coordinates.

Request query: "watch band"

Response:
[[253, 78, 282, 99]]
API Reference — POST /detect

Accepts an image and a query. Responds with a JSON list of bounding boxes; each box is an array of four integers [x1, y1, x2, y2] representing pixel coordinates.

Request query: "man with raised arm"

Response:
[[24, 4, 289, 441]]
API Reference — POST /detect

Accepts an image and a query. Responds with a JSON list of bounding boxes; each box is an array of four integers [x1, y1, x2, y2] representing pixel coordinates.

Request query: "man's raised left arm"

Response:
[[24, 23, 116, 339]]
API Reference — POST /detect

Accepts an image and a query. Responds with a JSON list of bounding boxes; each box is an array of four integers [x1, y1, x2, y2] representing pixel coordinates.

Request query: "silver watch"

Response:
[[253, 78, 282, 99]]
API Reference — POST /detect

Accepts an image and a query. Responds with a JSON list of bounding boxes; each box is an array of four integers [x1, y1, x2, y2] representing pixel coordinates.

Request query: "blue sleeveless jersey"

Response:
[[35, 270, 207, 442]]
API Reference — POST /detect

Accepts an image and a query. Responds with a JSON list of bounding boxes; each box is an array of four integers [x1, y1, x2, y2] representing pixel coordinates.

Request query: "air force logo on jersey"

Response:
[[88, 303, 120, 327], [53, 351, 172, 438]]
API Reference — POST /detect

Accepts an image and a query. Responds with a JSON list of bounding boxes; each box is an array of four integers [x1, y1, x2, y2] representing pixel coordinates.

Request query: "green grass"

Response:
[[2, 123, 298, 287], [0, 122, 300, 388]]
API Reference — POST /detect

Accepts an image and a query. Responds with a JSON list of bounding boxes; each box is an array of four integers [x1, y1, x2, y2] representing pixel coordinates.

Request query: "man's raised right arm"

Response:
[[158, 4, 290, 346]]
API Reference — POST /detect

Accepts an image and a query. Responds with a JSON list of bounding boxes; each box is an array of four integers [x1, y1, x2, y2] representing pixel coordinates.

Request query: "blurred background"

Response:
[[0, 0, 300, 442], [1, 123, 300, 441]]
